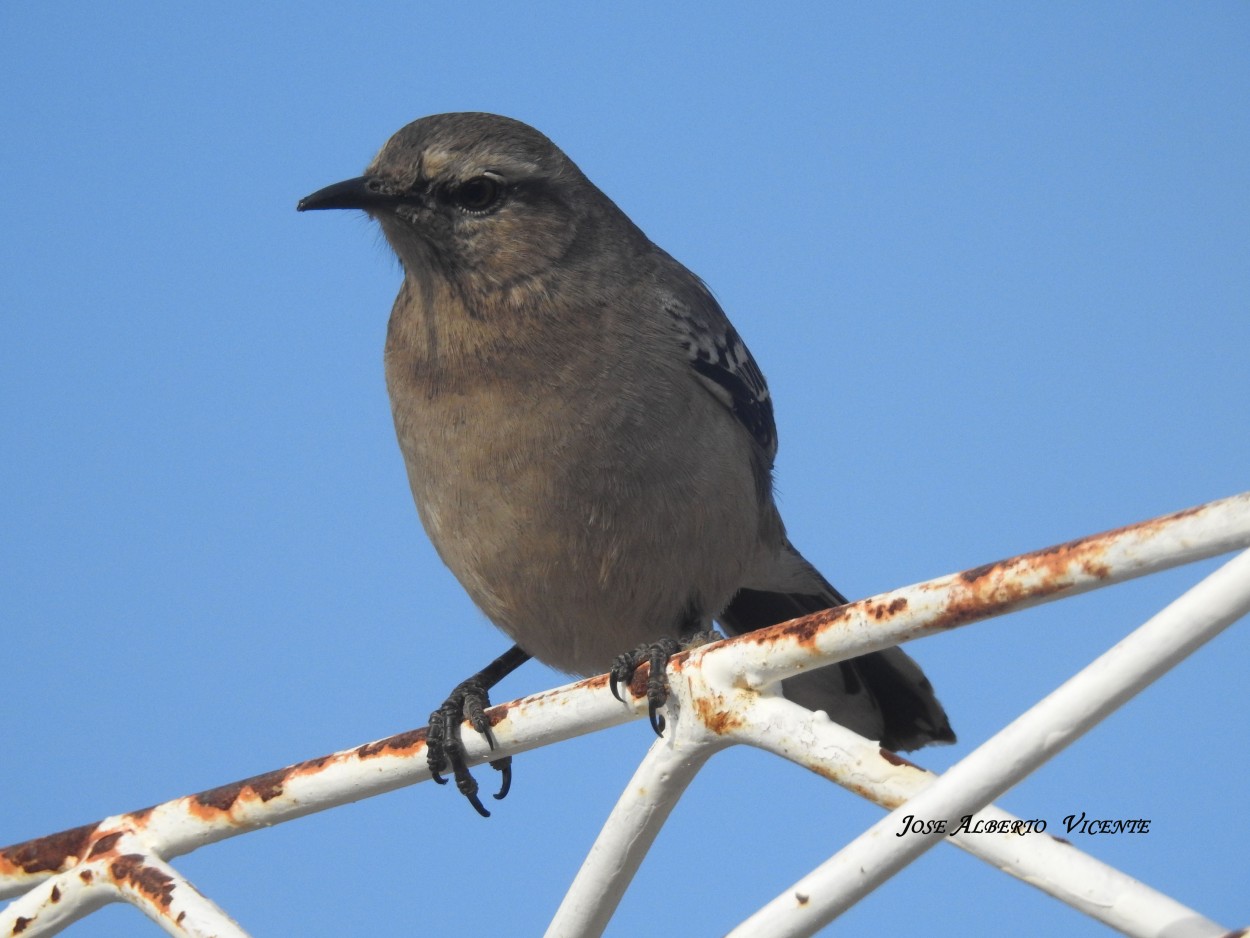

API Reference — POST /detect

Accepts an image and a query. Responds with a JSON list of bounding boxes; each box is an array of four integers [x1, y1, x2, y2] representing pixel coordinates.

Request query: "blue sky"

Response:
[[3, 4, 1248, 936]]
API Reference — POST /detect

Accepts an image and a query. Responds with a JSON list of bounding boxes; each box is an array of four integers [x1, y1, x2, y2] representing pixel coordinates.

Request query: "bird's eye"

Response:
[[453, 174, 506, 214]]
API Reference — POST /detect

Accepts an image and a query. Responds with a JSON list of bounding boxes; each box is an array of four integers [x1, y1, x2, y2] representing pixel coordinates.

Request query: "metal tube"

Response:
[[727, 548, 1250, 937], [733, 697, 1231, 938], [544, 728, 719, 937], [705, 491, 1250, 691]]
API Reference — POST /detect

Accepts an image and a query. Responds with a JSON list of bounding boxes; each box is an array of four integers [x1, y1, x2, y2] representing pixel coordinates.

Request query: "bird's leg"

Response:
[[427, 644, 531, 817], [609, 630, 721, 735]]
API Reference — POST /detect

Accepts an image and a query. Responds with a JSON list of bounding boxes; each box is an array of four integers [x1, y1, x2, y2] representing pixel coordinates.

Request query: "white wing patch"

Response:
[[665, 294, 777, 459]]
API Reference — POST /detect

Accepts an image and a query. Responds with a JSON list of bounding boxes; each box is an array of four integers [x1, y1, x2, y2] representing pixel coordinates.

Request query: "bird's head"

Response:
[[298, 112, 619, 295]]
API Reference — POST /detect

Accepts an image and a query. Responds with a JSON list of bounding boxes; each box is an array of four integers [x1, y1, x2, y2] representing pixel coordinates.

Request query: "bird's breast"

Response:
[[382, 326, 765, 674]]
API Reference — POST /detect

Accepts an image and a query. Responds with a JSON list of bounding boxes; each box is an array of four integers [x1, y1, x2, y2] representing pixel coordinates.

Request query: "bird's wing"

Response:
[[663, 285, 778, 461]]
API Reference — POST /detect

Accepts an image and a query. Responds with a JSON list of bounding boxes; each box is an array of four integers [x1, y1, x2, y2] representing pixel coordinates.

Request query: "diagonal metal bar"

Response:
[[732, 698, 1233, 938], [708, 491, 1250, 692], [727, 548, 1250, 938], [0, 828, 247, 938], [0, 868, 112, 937], [96, 831, 248, 938], [0, 675, 647, 902]]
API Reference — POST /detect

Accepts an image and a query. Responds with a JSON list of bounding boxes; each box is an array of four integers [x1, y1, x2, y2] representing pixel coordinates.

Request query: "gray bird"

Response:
[[298, 113, 953, 815]]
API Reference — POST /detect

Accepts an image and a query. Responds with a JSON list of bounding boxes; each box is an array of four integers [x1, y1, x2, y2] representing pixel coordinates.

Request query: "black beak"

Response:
[[297, 175, 393, 212]]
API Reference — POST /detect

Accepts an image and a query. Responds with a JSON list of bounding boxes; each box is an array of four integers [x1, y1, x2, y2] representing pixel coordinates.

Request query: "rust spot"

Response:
[[919, 528, 1136, 638], [770, 603, 858, 651], [127, 806, 156, 826], [50, 885, 61, 903], [770, 607, 838, 648], [356, 727, 427, 759], [963, 529, 1118, 590], [87, 832, 124, 858], [79, 870, 94, 883], [110, 854, 176, 909], [1050, 834, 1072, 846], [0, 822, 97, 876], [960, 561, 998, 585], [191, 766, 291, 815], [693, 694, 745, 734], [13, 916, 31, 934], [878, 748, 920, 769], [868, 597, 909, 620], [582, 673, 611, 691], [628, 661, 652, 700], [177, 912, 186, 924], [795, 892, 809, 905], [726, 521, 1133, 659]]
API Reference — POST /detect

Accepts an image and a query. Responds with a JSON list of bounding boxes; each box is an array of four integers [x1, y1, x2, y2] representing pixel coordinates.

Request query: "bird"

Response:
[[297, 112, 954, 816]]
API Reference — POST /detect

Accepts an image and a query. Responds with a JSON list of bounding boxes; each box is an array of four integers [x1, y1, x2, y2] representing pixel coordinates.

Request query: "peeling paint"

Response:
[[110, 855, 176, 909]]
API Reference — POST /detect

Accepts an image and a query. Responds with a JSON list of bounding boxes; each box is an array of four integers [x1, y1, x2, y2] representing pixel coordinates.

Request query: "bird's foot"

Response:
[[426, 677, 511, 817], [609, 630, 720, 735], [425, 645, 529, 817]]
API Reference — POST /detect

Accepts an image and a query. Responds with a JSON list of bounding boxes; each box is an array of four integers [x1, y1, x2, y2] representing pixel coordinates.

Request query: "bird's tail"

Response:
[[718, 544, 954, 752]]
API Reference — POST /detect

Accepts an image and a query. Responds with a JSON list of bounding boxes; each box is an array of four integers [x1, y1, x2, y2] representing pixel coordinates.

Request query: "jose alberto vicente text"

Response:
[[896, 812, 1152, 837]]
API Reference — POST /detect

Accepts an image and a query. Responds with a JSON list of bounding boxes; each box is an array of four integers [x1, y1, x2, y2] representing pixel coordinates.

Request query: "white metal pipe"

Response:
[[0, 830, 250, 938], [0, 869, 113, 937], [545, 685, 722, 938], [105, 833, 250, 938], [727, 548, 1250, 938], [732, 696, 1230, 938], [708, 491, 1250, 692], [0, 674, 650, 902]]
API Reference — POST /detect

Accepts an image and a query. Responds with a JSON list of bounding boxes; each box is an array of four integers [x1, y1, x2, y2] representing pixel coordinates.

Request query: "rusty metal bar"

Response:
[[0, 676, 647, 901], [704, 491, 1250, 694], [0, 829, 247, 938], [726, 547, 1250, 938], [0, 869, 111, 937], [4, 491, 1249, 935], [95, 831, 248, 938]]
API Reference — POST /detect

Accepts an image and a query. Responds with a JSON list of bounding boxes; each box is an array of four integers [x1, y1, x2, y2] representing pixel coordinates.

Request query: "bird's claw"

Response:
[[426, 678, 510, 817], [609, 637, 686, 736]]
